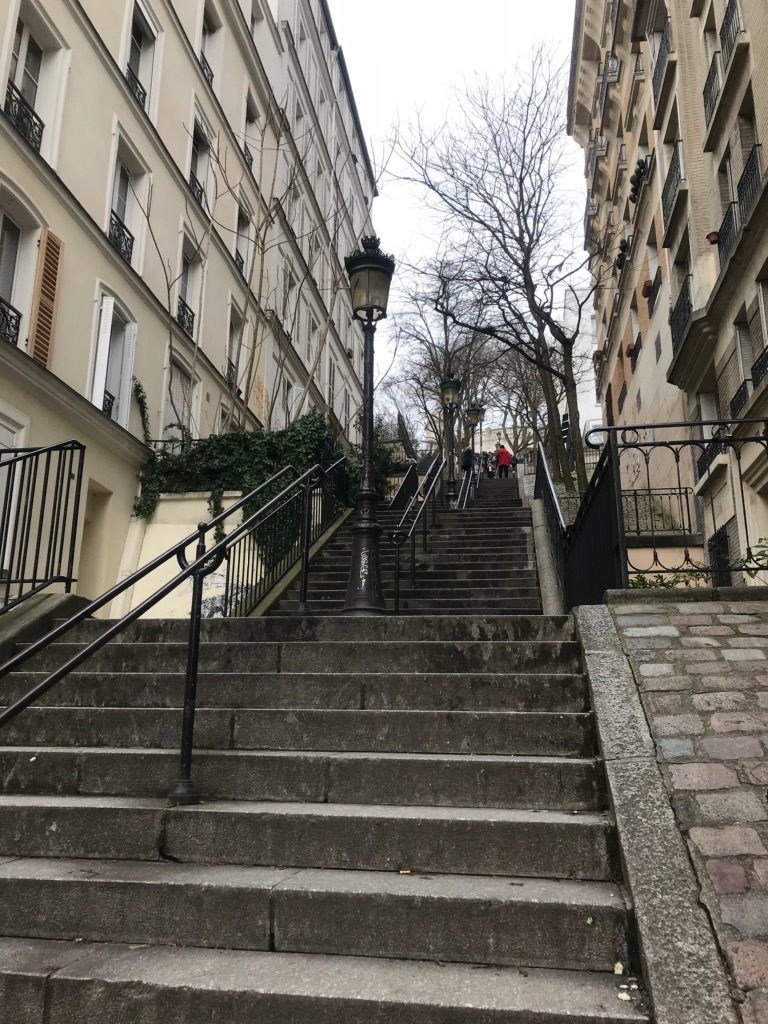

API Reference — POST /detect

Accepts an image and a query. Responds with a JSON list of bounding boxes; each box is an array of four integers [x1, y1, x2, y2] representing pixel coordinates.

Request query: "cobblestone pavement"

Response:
[[608, 591, 768, 1024]]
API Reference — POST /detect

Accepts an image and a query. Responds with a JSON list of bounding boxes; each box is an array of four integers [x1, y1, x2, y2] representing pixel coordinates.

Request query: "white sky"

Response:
[[327, 0, 600, 425]]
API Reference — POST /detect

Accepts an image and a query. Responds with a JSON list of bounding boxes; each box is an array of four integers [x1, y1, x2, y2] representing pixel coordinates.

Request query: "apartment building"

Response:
[[0, 0, 374, 599], [569, 0, 768, 567]]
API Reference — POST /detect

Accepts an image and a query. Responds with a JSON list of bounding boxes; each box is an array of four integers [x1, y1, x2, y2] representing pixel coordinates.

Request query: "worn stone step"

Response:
[[21, 640, 580, 674], [0, 708, 594, 756], [4, 669, 587, 711], [296, 585, 542, 602], [0, 859, 633, 970], [0, 938, 649, 1023], [0, 749, 603, 818], [0, 797, 615, 875]]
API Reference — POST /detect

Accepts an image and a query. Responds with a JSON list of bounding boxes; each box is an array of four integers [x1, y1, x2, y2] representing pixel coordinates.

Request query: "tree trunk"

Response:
[[561, 342, 588, 492]]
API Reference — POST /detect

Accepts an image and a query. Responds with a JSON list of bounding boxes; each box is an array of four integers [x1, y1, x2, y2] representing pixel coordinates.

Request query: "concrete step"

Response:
[[271, 602, 545, 616], [0, 859, 633, 970], [21, 640, 580, 674], [0, 938, 649, 1022], [0, 749, 603, 816], [0, 708, 595, 756], [4, 669, 587, 711], [0, 797, 615, 875]]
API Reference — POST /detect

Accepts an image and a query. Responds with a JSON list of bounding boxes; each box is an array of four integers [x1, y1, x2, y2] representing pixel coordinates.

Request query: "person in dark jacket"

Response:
[[461, 446, 473, 472], [496, 444, 512, 478]]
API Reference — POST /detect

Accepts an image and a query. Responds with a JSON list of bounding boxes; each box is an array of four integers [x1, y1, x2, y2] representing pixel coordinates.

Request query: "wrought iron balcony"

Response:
[[661, 142, 683, 226], [102, 390, 116, 418], [617, 381, 628, 415], [4, 80, 44, 153], [703, 53, 721, 127], [697, 438, 726, 477], [188, 171, 205, 208], [717, 201, 739, 268], [125, 65, 147, 109], [235, 250, 244, 275], [630, 332, 642, 373], [199, 51, 214, 88], [752, 346, 768, 389], [720, 0, 742, 69], [108, 210, 134, 265], [243, 143, 253, 171], [0, 296, 21, 347], [647, 266, 662, 317], [737, 144, 761, 225], [670, 276, 693, 352], [226, 359, 237, 390], [599, 54, 621, 120], [729, 379, 750, 418], [652, 20, 671, 104], [176, 296, 195, 337]]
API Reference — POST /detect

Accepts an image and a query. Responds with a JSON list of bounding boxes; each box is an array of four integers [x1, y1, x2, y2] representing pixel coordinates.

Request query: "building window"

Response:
[[244, 95, 259, 169], [189, 120, 210, 208], [126, 2, 157, 111], [236, 204, 250, 277], [5, 15, 45, 153], [107, 140, 147, 268], [328, 357, 337, 412], [91, 295, 137, 428], [176, 248, 201, 338], [0, 214, 22, 347], [199, 4, 221, 89], [163, 360, 196, 439], [227, 307, 243, 396]]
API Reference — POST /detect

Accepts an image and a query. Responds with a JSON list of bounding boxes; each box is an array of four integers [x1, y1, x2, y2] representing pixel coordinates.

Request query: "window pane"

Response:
[[129, 20, 144, 75], [0, 217, 21, 303], [21, 34, 43, 107], [10, 19, 23, 84]]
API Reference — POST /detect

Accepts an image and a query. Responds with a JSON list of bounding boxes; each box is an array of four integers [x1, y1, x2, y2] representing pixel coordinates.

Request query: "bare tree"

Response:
[[393, 46, 609, 491]]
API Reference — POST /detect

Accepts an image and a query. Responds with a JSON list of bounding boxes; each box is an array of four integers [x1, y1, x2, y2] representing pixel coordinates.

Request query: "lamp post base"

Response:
[[344, 515, 386, 615]]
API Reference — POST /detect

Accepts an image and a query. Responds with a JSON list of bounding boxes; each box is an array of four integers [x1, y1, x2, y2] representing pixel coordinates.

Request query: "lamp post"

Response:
[[343, 236, 396, 615], [466, 403, 484, 466], [440, 377, 462, 508]]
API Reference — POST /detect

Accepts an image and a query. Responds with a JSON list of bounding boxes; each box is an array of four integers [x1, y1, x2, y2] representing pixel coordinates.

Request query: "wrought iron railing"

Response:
[[647, 266, 662, 316], [703, 52, 721, 127], [108, 210, 134, 264], [0, 441, 85, 614], [176, 296, 195, 337], [670, 276, 693, 351], [0, 458, 350, 803], [717, 201, 739, 268], [720, 0, 742, 69], [652, 19, 671, 104], [752, 347, 768, 388], [4, 80, 44, 153], [389, 453, 445, 614], [102, 391, 116, 418], [199, 51, 214, 87], [243, 143, 253, 170], [125, 65, 147, 108], [226, 358, 238, 392], [737, 144, 761, 225], [189, 171, 205, 207], [0, 296, 21, 347], [661, 142, 683, 226], [630, 332, 642, 372], [729, 379, 750, 418], [235, 250, 245, 275]]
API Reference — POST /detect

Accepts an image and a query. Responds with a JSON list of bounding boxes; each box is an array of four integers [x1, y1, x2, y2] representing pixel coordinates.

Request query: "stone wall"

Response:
[[606, 589, 768, 1024]]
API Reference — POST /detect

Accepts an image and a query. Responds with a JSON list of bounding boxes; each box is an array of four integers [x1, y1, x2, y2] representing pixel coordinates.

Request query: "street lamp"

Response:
[[466, 403, 484, 463], [343, 236, 396, 615], [440, 377, 462, 508]]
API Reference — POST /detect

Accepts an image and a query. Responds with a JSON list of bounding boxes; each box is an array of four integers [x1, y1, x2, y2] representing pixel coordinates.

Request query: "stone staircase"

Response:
[[271, 476, 542, 616], [0, 477, 649, 1022]]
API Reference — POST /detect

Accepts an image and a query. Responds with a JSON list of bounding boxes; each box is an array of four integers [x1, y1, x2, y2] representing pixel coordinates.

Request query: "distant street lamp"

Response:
[[466, 403, 484, 464], [441, 377, 462, 508], [343, 236, 396, 615]]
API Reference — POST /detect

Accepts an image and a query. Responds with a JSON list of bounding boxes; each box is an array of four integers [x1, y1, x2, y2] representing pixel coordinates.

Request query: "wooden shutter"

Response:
[[28, 229, 63, 367], [117, 322, 137, 429], [91, 296, 114, 411]]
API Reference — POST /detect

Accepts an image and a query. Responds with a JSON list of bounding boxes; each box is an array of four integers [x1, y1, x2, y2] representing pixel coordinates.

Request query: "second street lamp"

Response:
[[343, 236, 396, 615], [466, 403, 484, 480], [441, 377, 462, 508]]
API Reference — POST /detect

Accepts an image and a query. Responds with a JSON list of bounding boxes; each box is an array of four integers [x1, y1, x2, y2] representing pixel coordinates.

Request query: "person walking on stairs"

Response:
[[496, 444, 511, 478], [461, 446, 473, 476]]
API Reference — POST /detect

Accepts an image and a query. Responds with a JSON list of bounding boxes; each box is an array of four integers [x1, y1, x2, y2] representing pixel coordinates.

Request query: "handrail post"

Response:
[[394, 541, 401, 614], [296, 477, 314, 616], [168, 525, 206, 806], [422, 499, 428, 551], [410, 531, 416, 584]]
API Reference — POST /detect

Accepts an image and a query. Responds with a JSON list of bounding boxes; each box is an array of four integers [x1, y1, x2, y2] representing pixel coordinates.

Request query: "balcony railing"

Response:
[[226, 359, 237, 390], [243, 143, 253, 170], [617, 381, 628, 415], [102, 390, 116, 418], [703, 52, 721, 127], [599, 54, 621, 119], [199, 51, 214, 87], [108, 210, 134, 265], [630, 332, 642, 373], [717, 201, 739, 268], [235, 250, 245, 275], [729, 379, 750, 418], [661, 142, 683, 226], [125, 65, 147, 109], [737, 144, 762, 224], [0, 296, 22, 347], [176, 296, 195, 338], [4, 80, 44, 153], [720, 0, 742, 70], [652, 20, 671, 104], [647, 266, 662, 317], [188, 171, 205, 208], [752, 347, 768, 389], [670, 276, 693, 352]]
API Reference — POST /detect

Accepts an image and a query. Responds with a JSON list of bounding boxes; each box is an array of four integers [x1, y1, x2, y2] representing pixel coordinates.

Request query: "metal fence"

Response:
[[0, 441, 85, 614]]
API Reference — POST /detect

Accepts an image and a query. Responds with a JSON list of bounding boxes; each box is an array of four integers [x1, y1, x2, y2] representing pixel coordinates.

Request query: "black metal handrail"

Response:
[[703, 52, 721, 127], [533, 443, 567, 599], [661, 142, 683, 226], [389, 454, 446, 614], [737, 144, 761, 225], [718, 201, 739, 268], [0, 441, 85, 614], [670, 275, 693, 352], [108, 210, 134, 264], [652, 19, 671, 103], [4, 80, 44, 153], [0, 459, 349, 803], [125, 65, 147, 108], [720, 0, 742, 69], [0, 296, 22, 347]]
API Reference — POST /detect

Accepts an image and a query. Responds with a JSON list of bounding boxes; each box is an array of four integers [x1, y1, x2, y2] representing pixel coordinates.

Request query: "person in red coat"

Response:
[[496, 444, 512, 478]]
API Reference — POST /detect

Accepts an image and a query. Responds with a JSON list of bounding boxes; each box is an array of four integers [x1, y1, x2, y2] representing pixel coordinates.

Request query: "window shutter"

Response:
[[117, 322, 137, 428], [748, 310, 763, 362], [91, 296, 114, 411], [292, 388, 304, 421], [28, 229, 63, 367]]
